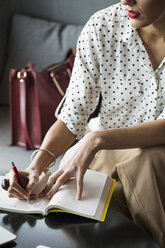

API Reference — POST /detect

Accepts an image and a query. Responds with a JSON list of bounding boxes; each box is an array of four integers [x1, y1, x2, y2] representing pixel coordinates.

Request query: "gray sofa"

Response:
[[0, 0, 160, 247]]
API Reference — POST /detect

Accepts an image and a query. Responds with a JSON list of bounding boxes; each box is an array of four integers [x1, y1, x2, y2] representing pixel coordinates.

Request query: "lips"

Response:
[[127, 9, 140, 19]]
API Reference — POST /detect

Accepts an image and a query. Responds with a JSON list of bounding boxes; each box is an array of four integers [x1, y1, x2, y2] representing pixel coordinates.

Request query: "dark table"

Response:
[[0, 207, 159, 248]]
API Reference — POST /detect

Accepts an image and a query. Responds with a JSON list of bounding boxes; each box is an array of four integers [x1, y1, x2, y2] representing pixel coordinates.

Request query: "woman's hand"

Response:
[[44, 132, 99, 200], [5, 168, 41, 200]]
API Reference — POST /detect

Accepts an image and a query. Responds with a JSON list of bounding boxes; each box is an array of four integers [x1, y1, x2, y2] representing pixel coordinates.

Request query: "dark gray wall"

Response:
[[0, 0, 119, 103]]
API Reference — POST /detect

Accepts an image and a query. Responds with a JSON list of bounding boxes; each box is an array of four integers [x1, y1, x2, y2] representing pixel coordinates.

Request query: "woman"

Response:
[[5, 0, 165, 246]]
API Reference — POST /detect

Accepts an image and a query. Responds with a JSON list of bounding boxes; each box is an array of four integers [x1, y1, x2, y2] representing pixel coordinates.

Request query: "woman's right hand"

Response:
[[5, 168, 40, 200]]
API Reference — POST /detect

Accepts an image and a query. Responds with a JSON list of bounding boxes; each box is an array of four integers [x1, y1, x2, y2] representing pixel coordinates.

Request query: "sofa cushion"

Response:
[[1, 14, 83, 104], [0, 0, 117, 87]]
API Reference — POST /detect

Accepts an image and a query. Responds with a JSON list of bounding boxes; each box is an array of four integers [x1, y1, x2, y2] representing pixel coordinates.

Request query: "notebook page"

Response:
[[45, 169, 108, 218], [94, 176, 112, 220]]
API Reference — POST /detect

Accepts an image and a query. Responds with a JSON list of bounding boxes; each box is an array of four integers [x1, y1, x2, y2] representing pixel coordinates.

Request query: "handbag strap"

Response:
[[19, 74, 33, 149]]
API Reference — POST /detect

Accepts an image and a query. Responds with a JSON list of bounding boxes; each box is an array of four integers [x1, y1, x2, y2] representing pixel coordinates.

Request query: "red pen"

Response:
[[12, 162, 25, 189], [12, 162, 30, 204]]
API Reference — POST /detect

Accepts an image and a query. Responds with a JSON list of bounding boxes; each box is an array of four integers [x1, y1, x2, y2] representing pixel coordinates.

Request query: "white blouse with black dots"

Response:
[[56, 3, 165, 140]]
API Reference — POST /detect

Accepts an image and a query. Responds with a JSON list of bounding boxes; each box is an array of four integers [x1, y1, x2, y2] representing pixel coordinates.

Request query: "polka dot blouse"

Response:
[[56, 3, 165, 140]]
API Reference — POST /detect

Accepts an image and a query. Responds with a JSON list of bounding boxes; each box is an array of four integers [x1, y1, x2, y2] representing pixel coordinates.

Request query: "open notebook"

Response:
[[0, 169, 115, 221]]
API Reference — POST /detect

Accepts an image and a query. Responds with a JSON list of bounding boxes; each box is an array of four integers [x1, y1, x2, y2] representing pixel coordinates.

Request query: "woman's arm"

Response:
[[93, 119, 165, 150], [44, 119, 165, 200], [28, 120, 76, 175], [6, 120, 76, 199]]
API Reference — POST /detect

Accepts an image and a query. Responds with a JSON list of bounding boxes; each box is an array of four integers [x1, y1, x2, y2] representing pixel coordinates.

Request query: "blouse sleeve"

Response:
[[157, 107, 165, 120], [56, 16, 101, 140]]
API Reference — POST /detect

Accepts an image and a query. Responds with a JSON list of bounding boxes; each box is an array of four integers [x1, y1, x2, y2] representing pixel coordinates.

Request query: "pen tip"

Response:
[[11, 162, 15, 167]]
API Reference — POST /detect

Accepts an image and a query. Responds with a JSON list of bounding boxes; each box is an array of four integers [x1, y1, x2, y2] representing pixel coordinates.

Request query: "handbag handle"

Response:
[[50, 72, 65, 97], [50, 67, 71, 97]]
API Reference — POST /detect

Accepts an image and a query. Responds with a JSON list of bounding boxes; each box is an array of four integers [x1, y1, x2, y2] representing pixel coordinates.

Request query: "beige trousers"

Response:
[[88, 137, 165, 247]]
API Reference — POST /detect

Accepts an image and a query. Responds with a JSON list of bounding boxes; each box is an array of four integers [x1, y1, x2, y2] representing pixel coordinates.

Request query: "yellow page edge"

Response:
[[100, 178, 116, 222]]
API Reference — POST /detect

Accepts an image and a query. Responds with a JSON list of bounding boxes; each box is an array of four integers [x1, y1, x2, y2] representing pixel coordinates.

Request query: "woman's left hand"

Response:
[[44, 131, 99, 200]]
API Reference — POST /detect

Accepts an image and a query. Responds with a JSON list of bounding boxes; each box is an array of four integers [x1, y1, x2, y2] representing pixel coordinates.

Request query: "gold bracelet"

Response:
[[30, 149, 56, 168]]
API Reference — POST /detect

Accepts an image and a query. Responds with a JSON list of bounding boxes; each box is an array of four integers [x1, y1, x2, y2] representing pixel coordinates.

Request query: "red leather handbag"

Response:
[[10, 49, 76, 149]]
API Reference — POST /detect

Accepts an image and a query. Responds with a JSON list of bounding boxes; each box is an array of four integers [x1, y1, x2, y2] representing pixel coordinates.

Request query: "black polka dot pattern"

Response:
[[56, 3, 165, 140]]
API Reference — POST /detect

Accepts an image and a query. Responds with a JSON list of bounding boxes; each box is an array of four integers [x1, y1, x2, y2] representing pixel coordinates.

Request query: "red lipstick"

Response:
[[127, 9, 140, 19]]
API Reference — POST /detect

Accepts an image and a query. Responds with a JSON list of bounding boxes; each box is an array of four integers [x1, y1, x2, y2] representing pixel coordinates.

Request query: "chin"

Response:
[[129, 19, 150, 29]]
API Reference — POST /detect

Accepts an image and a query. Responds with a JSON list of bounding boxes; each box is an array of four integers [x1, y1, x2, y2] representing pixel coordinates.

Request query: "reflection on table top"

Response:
[[0, 207, 158, 248]]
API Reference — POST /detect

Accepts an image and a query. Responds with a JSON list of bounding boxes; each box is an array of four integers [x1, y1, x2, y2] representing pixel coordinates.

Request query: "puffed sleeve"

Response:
[[157, 107, 165, 120], [56, 16, 101, 140]]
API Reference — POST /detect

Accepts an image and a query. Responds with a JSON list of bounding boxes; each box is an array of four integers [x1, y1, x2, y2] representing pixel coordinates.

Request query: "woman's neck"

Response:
[[140, 14, 165, 41], [138, 23, 165, 71], [139, 27, 165, 48]]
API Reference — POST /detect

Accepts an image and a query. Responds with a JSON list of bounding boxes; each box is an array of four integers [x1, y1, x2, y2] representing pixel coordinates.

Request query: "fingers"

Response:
[[8, 193, 39, 200], [8, 190, 26, 200], [43, 169, 63, 195], [26, 172, 39, 194], [31, 172, 50, 195], [8, 185, 28, 200], [46, 169, 74, 199], [6, 169, 33, 200], [44, 167, 85, 201], [76, 169, 84, 200], [8, 175, 29, 200]]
